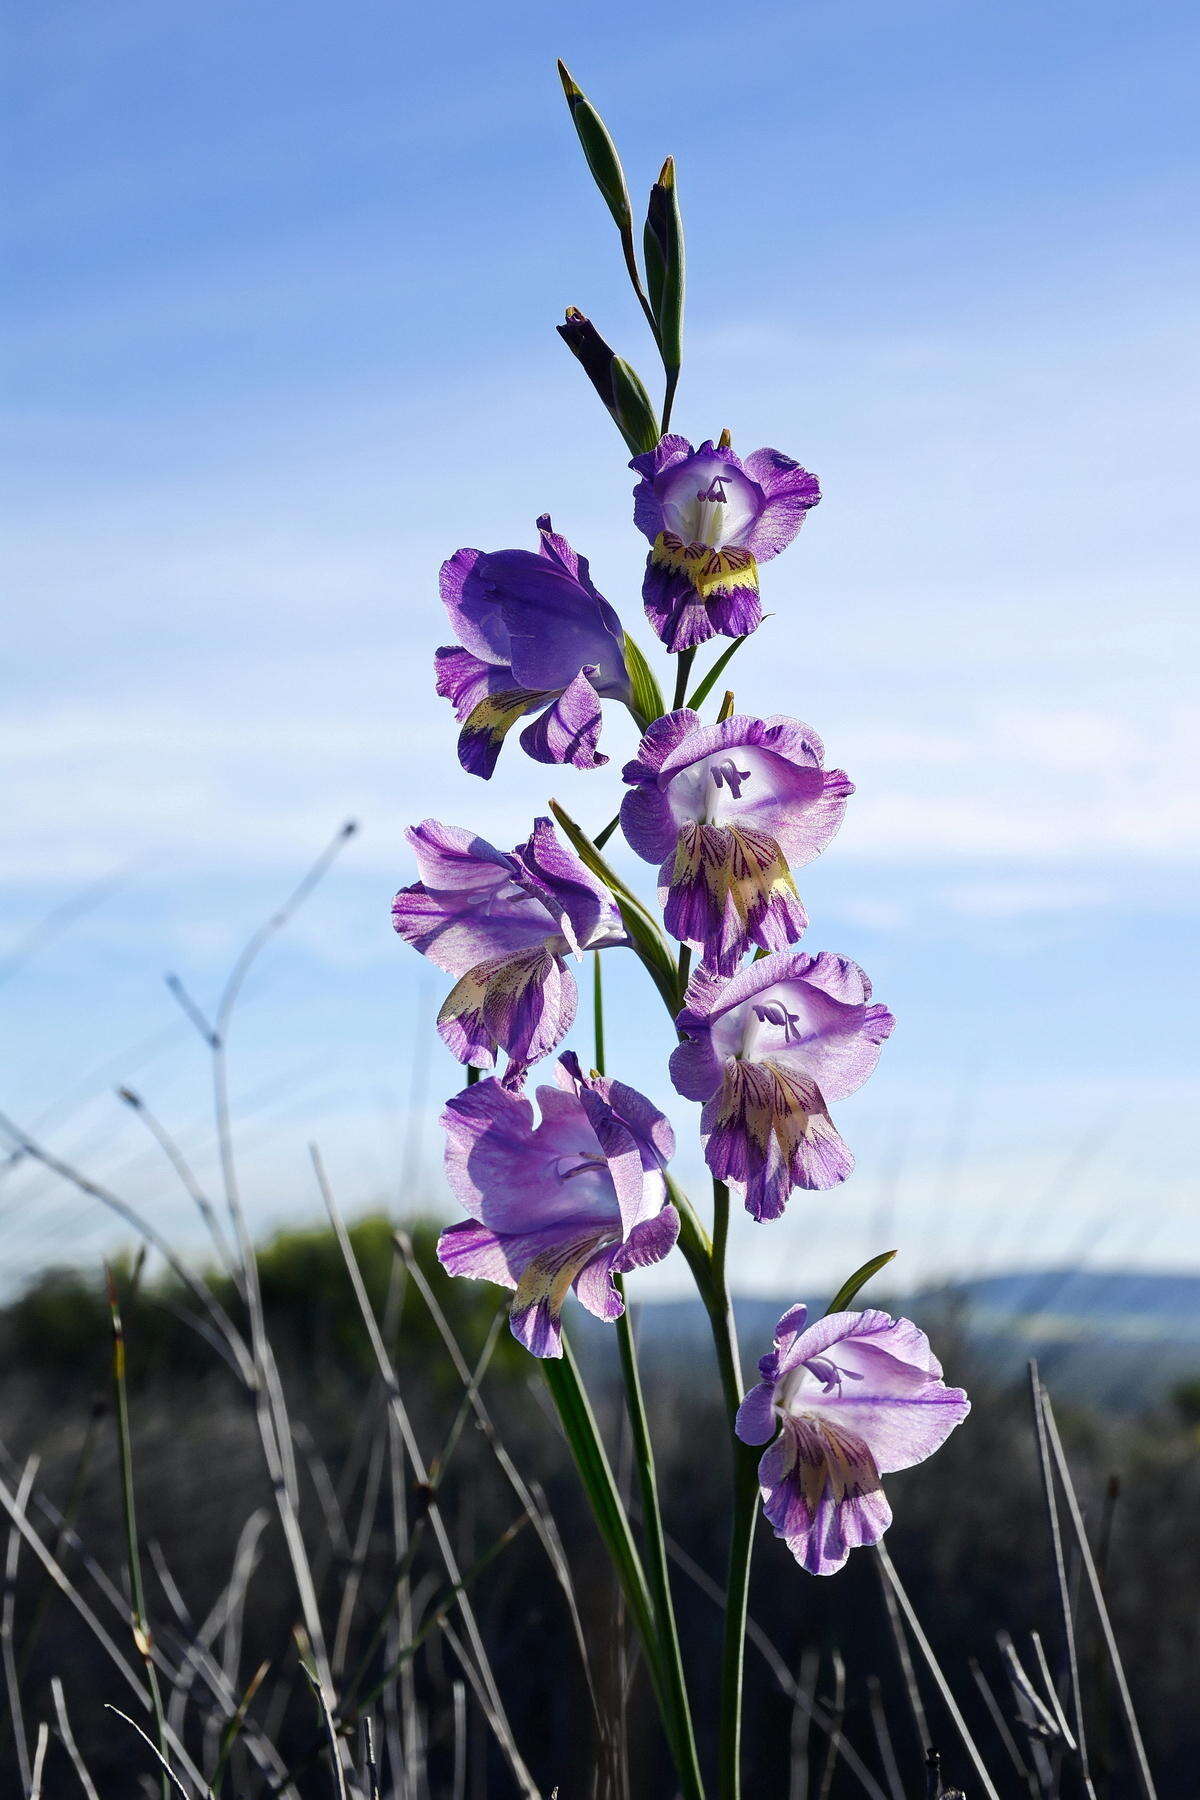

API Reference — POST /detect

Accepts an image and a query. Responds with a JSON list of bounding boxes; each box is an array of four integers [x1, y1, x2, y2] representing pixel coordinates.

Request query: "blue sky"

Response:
[[2, 0, 1197, 1297]]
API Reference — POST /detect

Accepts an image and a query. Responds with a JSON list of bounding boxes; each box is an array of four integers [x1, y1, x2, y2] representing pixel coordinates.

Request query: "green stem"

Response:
[[662, 365, 681, 433], [592, 953, 606, 1075], [621, 224, 662, 346], [614, 1289, 705, 1799], [107, 1272, 171, 1800], [672, 647, 697, 712], [676, 942, 692, 1010], [542, 1345, 669, 1704], [594, 950, 705, 1797], [706, 1181, 759, 1800]]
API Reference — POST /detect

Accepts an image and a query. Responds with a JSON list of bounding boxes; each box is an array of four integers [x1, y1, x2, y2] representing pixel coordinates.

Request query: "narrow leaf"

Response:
[[825, 1249, 897, 1316], [687, 635, 750, 712], [549, 800, 677, 1012], [622, 632, 666, 729]]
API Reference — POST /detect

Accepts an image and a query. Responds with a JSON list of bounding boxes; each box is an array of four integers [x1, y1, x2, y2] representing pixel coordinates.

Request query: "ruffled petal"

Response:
[[512, 816, 625, 955], [437, 946, 576, 1086], [661, 822, 809, 975], [439, 547, 512, 664], [392, 821, 554, 976], [734, 1380, 778, 1446], [456, 683, 546, 780], [518, 669, 607, 769], [740, 448, 821, 563]]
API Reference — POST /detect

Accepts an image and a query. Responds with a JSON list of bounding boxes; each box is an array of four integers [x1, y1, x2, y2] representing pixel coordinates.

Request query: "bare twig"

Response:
[[104, 1705, 194, 1799], [51, 1677, 102, 1800], [868, 1673, 906, 1800], [1029, 1365, 1094, 1795], [312, 1146, 539, 1798], [875, 1542, 1000, 1800], [789, 1648, 819, 1800], [2, 1454, 39, 1793], [815, 1650, 846, 1800], [28, 1721, 49, 1800], [968, 1657, 1039, 1796], [1039, 1391, 1157, 1800]]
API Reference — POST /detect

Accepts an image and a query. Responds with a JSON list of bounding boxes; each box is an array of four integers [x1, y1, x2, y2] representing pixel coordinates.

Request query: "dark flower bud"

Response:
[[557, 309, 661, 455]]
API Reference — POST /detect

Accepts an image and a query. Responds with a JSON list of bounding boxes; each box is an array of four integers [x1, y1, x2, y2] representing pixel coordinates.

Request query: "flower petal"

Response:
[[512, 816, 625, 956], [437, 946, 576, 1086], [518, 669, 607, 769], [740, 449, 821, 562], [735, 1380, 778, 1446]]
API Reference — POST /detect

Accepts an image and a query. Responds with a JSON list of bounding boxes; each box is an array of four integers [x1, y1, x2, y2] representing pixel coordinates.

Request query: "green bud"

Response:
[[557, 309, 661, 455], [610, 357, 662, 456], [643, 155, 685, 374], [557, 60, 632, 233]]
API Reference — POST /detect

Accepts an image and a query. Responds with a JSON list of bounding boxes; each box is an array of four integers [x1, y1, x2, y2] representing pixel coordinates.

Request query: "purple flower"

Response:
[[437, 514, 631, 778], [631, 436, 820, 652], [736, 1304, 969, 1574], [621, 710, 852, 974], [670, 952, 895, 1220], [392, 817, 625, 1088], [437, 1053, 680, 1357]]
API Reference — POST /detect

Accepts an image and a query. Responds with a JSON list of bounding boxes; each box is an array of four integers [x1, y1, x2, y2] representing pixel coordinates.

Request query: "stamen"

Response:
[[752, 999, 804, 1043], [555, 1151, 608, 1181], [801, 1355, 864, 1394], [708, 757, 752, 801], [697, 475, 729, 505]]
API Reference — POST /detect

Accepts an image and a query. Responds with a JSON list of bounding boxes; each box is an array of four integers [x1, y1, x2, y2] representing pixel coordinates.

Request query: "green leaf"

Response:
[[687, 634, 750, 712], [622, 632, 666, 729], [542, 1343, 667, 1692], [643, 156, 685, 374], [549, 800, 677, 1013], [825, 1249, 898, 1316], [557, 61, 632, 232]]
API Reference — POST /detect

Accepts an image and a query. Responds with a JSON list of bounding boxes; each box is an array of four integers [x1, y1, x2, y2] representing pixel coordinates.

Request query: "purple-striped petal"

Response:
[[738, 1303, 969, 1572], [438, 1059, 678, 1358], [437, 946, 576, 1087], [518, 669, 607, 769]]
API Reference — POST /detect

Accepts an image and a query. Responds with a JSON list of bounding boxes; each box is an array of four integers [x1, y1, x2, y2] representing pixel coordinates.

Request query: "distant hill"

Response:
[[608, 1269, 1200, 1413]]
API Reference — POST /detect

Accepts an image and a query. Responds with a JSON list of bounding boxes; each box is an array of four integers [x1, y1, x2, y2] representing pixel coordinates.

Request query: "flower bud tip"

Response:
[[657, 155, 675, 189]]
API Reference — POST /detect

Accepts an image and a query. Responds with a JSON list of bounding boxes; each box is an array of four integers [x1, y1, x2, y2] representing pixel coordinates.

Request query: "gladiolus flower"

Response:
[[437, 1053, 680, 1357], [631, 436, 820, 651], [621, 710, 852, 974], [670, 952, 894, 1219], [437, 515, 631, 778], [392, 817, 625, 1087], [737, 1304, 969, 1573]]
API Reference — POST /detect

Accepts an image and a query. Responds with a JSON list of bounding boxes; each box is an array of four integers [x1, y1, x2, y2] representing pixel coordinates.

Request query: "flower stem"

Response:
[[672, 647, 697, 712], [621, 223, 663, 347], [676, 942, 692, 1009], [592, 953, 606, 1075], [662, 365, 681, 434], [614, 1285, 706, 1800], [707, 1181, 759, 1800], [594, 953, 705, 1798], [106, 1269, 172, 1800]]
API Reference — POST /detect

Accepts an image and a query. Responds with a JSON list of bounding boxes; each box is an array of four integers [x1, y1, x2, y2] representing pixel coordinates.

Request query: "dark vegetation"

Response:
[[1, 1217, 1196, 1797]]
